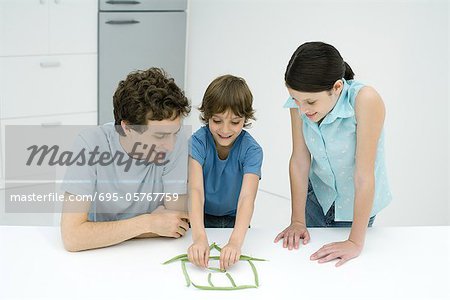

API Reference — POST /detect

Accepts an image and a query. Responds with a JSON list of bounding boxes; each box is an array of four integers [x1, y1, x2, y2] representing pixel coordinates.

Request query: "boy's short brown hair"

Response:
[[113, 67, 191, 135], [199, 75, 255, 127]]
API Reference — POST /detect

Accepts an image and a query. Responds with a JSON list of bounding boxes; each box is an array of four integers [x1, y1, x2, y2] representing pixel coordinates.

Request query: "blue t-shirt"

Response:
[[190, 126, 263, 216]]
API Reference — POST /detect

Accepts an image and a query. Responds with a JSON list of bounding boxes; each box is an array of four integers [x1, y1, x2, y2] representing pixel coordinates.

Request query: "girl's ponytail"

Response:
[[285, 42, 355, 92], [343, 61, 355, 80]]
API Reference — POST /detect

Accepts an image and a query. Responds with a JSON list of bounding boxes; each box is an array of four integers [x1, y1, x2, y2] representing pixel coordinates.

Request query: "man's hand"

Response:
[[310, 239, 363, 267], [142, 207, 189, 238]]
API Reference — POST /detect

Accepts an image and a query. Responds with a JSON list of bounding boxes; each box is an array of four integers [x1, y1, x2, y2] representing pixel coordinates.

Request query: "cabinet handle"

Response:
[[39, 62, 61, 68], [105, 20, 140, 25], [105, 1, 141, 4], [41, 122, 62, 127]]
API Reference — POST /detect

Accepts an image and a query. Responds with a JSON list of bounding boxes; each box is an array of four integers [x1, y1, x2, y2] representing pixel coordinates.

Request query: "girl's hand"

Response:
[[310, 239, 363, 267], [187, 239, 210, 268], [219, 242, 241, 271], [274, 221, 311, 250]]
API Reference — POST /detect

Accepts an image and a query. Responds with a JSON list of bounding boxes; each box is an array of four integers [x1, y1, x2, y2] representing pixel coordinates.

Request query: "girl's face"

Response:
[[288, 80, 344, 123], [208, 110, 245, 148]]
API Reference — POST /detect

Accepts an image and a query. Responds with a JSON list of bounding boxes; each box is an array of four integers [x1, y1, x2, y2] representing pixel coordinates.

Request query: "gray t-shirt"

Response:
[[61, 123, 188, 222]]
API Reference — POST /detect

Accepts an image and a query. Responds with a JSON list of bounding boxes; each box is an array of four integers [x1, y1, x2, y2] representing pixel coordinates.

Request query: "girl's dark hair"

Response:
[[285, 41, 355, 92], [113, 67, 191, 136], [199, 75, 255, 128]]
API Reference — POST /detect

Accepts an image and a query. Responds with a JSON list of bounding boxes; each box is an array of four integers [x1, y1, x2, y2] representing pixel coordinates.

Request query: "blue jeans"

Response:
[[306, 181, 376, 228], [204, 213, 236, 228]]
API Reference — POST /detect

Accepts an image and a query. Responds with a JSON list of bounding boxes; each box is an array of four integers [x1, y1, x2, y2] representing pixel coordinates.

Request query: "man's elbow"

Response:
[[61, 226, 84, 252]]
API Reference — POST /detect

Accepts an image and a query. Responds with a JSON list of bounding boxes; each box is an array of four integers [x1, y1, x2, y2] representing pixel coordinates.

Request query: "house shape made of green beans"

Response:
[[163, 242, 266, 290]]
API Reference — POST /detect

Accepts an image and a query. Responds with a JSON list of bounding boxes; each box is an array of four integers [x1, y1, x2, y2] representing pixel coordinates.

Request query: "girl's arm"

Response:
[[350, 86, 386, 245], [288, 108, 312, 226], [274, 108, 311, 250], [220, 173, 259, 270], [187, 157, 210, 267], [310, 86, 386, 267]]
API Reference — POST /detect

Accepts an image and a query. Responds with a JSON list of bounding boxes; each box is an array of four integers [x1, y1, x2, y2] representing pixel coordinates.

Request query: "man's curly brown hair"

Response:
[[113, 68, 191, 136]]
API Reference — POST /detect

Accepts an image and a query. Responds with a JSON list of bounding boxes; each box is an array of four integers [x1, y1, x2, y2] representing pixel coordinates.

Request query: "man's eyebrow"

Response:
[[153, 126, 181, 135]]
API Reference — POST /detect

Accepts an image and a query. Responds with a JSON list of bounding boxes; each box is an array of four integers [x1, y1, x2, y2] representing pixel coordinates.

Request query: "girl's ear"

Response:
[[333, 79, 344, 93]]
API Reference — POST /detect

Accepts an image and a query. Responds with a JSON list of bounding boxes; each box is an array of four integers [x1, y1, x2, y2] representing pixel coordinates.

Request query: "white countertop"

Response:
[[0, 226, 449, 299]]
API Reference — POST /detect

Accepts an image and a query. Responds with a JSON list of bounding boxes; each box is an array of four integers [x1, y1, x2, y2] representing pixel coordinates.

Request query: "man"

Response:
[[61, 68, 191, 251]]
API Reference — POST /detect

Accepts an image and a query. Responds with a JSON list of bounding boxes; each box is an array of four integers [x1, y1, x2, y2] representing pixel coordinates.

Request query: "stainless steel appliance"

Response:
[[98, 0, 187, 124]]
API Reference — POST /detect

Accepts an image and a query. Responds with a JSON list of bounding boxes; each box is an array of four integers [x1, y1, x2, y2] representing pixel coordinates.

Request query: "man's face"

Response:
[[122, 117, 182, 161]]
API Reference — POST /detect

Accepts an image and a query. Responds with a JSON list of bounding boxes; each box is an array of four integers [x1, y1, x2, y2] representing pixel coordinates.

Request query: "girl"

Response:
[[274, 42, 391, 266], [188, 75, 263, 271]]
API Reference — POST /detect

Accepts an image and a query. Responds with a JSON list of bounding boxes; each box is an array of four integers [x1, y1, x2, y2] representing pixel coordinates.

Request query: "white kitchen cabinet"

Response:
[[0, 0, 49, 56], [49, 0, 98, 54], [0, 0, 97, 226], [0, 119, 3, 189], [0, 0, 97, 57], [0, 112, 97, 183], [0, 55, 97, 118]]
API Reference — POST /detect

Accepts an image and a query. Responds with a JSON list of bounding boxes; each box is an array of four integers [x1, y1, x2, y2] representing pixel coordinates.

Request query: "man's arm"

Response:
[[61, 192, 188, 251]]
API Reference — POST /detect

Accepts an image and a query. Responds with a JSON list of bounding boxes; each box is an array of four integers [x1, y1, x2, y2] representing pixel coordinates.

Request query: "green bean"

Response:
[[191, 283, 257, 290], [181, 260, 191, 287], [207, 273, 214, 287], [240, 255, 267, 261], [212, 243, 222, 252], [248, 260, 259, 287], [163, 242, 266, 290], [225, 273, 237, 287], [162, 253, 188, 265], [207, 267, 225, 273]]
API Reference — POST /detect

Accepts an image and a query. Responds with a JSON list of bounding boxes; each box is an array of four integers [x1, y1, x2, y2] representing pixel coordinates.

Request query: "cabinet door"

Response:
[[0, 119, 3, 188], [0, 0, 49, 56], [98, 11, 186, 124], [49, 0, 98, 54], [99, 0, 187, 11], [0, 54, 97, 118], [0, 112, 97, 181]]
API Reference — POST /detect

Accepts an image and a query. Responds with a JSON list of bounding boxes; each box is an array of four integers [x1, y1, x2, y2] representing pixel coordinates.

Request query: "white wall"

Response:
[[185, 0, 449, 226]]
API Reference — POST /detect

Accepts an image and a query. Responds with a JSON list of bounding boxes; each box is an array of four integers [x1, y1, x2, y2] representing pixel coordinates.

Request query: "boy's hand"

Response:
[[274, 221, 310, 250], [188, 239, 210, 268], [310, 239, 363, 267], [219, 242, 241, 271]]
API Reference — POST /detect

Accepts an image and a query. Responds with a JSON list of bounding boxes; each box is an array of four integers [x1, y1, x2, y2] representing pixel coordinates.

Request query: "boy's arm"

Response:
[[228, 173, 260, 247], [188, 158, 207, 242], [61, 192, 188, 251]]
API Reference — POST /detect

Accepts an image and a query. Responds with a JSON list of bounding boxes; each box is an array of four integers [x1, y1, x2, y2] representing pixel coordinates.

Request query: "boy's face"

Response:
[[287, 80, 343, 123], [208, 110, 244, 148], [122, 117, 182, 160]]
